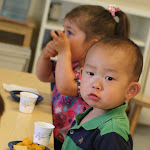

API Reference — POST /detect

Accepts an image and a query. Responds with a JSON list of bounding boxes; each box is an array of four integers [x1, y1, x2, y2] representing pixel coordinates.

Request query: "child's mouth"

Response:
[[88, 93, 100, 101]]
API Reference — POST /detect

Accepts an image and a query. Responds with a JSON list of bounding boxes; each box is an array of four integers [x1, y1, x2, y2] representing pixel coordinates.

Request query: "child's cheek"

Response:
[[80, 81, 88, 98]]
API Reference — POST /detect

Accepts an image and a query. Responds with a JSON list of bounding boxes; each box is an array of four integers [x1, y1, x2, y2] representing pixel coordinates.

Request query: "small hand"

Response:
[[42, 40, 58, 59], [51, 30, 70, 54]]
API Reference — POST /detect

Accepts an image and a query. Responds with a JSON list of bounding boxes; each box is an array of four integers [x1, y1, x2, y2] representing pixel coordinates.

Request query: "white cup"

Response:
[[33, 122, 55, 146], [19, 92, 38, 113]]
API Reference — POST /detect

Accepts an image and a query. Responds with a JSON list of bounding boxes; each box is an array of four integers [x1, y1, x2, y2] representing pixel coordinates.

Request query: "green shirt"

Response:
[[62, 103, 132, 150]]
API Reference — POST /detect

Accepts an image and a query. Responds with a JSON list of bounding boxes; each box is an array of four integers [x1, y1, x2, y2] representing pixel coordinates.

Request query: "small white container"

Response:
[[33, 122, 55, 146], [49, 3, 61, 20], [19, 92, 38, 113]]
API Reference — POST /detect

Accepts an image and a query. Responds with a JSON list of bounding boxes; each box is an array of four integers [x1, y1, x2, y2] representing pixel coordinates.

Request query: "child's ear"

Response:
[[125, 82, 141, 100]]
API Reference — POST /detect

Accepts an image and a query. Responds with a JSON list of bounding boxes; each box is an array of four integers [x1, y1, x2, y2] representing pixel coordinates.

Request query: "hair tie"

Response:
[[108, 5, 121, 17]]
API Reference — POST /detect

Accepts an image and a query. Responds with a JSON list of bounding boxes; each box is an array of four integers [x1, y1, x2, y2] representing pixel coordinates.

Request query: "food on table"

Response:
[[13, 137, 45, 150], [22, 137, 32, 146], [15, 94, 20, 97], [16, 142, 23, 145], [13, 145, 28, 150]]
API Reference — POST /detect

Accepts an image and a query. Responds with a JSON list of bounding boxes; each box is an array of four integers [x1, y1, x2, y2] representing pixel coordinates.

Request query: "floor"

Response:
[[133, 124, 150, 150]]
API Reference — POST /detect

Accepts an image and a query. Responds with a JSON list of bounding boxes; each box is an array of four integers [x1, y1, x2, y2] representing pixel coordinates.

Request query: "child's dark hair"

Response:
[[65, 5, 130, 41], [89, 37, 143, 82], [0, 95, 5, 118]]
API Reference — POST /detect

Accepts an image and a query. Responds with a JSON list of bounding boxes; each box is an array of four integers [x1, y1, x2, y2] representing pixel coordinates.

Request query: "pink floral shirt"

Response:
[[51, 62, 90, 143]]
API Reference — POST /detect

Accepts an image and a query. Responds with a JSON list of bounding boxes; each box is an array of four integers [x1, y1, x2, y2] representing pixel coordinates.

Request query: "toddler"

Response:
[[62, 37, 143, 150], [36, 5, 130, 149]]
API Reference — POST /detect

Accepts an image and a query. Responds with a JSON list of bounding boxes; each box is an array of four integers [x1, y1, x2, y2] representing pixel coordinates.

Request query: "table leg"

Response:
[[129, 104, 142, 135]]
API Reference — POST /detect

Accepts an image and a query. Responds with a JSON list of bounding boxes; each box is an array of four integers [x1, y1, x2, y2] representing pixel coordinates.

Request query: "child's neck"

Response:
[[79, 108, 108, 125]]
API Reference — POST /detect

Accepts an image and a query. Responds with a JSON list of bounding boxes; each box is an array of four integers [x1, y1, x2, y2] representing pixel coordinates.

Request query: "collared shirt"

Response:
[[62, 103, 133, 150]]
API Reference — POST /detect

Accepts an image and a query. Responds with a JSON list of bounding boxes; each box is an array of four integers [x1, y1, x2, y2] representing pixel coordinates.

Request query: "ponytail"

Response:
[[115, 11, 130, 38]]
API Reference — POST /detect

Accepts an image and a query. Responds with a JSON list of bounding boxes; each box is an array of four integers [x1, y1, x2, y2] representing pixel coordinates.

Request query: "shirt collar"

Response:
[[72, 103, 127, 130]]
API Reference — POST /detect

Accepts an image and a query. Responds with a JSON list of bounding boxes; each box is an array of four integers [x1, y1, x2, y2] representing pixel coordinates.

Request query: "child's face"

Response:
[[80, 46, 132, 111], [64, 19, 93, 63]]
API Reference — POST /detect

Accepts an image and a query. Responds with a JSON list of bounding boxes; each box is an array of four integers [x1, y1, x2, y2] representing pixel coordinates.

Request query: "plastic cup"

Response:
[[19, 92, 38, 113], [33, 122, 55, 146]]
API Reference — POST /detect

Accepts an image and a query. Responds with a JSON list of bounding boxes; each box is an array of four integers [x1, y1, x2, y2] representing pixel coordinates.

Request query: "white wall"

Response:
[[138, 64, 150, 125], [144, 70, 150, 95]]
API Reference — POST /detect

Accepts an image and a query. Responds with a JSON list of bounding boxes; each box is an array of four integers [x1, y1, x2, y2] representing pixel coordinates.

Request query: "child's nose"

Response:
[[92, 79, 102, 90]]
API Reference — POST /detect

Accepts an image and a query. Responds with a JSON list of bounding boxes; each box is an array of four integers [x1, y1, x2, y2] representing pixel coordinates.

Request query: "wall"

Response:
[[28, 0, 44, 23], [138, 64, 150, 125]]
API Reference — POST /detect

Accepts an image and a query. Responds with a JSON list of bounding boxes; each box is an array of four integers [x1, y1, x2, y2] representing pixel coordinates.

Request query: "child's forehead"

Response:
[[65, 16, 87, 27], [64, 18, 79, 28], [86, 47, 125, 64], [87, 44, 126, 57], [85, 44, 131, 68]]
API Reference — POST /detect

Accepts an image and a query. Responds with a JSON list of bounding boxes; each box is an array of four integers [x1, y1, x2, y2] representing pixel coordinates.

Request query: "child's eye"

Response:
[[105, 76, 114, 81], [68, 31, 72, 35], [87, 72, 94, 76], [65, 30, 72, 36], [64, 30, 72, 36]]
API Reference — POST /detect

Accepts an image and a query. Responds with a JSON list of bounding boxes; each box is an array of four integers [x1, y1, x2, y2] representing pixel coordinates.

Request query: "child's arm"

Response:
[[36, 41, 57, 82], [51, 30, 78, 96]]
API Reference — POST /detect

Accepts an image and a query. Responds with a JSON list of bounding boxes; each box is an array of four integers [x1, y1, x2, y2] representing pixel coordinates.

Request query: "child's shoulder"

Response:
[[98, 117, 130, 141]]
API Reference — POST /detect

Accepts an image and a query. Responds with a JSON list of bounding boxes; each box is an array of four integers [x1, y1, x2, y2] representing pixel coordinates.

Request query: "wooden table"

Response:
[[0, 68, 54, 150]]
